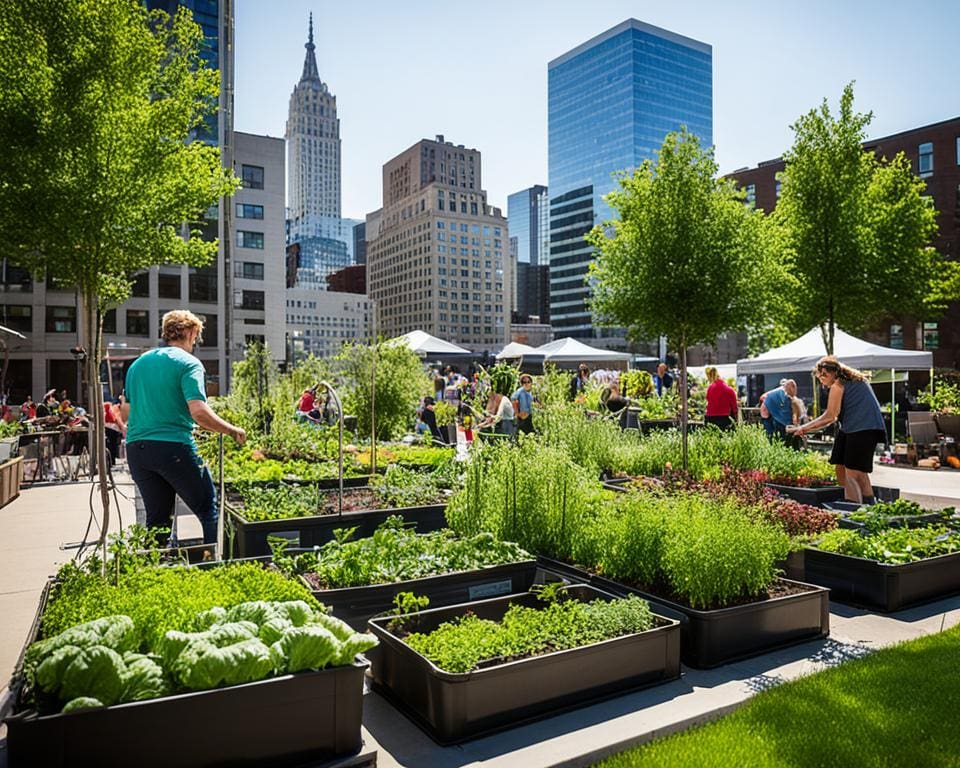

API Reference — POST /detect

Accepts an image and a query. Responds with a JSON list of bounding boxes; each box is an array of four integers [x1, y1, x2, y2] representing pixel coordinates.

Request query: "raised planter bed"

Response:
[[0, 455, 23, 508], [306, 559, 539, 630], [4, 581, 368, 768], [225, 496, 448, 558], [536, 556, 828, 668], [368, 585, 681, 744], [765, 483, 845, 507], [803, 547, 960, 611]]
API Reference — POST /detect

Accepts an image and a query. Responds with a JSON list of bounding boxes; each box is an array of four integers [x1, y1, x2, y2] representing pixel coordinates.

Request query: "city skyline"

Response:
[[234, 0, 959, 220]]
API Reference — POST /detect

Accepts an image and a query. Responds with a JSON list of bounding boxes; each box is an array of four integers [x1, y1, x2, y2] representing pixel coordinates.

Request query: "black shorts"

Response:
[[829, 429, 885, 473]]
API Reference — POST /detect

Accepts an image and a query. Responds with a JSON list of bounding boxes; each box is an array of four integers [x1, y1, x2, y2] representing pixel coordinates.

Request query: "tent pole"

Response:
[[890, 368, 895, 445]]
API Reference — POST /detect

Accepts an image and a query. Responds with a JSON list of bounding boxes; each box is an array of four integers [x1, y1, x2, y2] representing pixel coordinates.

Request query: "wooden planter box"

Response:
[[4, 581, 368, 768], [368, 585, 681, 744], [803, 547, 960, 611], [0, 455, 23, 509], [225, 495, 448, 558]]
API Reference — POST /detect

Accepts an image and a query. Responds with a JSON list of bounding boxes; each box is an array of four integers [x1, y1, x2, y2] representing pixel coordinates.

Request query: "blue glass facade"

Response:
[[508, 185, 550, 322], [288, 216, 362, 289], [547, 19, 712, 341]]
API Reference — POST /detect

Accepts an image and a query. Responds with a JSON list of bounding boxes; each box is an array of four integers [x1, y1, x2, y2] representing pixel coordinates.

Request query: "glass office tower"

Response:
[[507, 185, 550, 323], [547, 19, 712, 345]]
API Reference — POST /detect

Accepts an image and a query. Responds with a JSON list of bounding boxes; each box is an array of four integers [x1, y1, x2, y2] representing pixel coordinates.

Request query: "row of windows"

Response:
[[126, 270, 217, 302], [237, 231, 264, 249], [0, 304, 223, 341]]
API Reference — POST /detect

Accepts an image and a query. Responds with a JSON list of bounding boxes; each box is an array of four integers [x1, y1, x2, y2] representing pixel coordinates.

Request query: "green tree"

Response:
[[774, 83, 955, 352], [337, 341, 429, 441], [0, 0, 238, 547], [588, 127, 781, 468]]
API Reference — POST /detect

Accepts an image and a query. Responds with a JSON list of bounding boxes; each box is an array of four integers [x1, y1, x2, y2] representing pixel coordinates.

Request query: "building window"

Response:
[[126, 309, 149, 336], [775, 180, 782, 199], [241, 164, 264, 189], [198, 313, 217, 345], [744, 184, 756, 207], [45, 306, 76, 333], [235, 262, 264, 280], [189, 267, 218, 302], [889, 324, 903, 349], [956, 136, 960, 165], [1, 260, 32, 292], [922, 321, 939, 350], [241, 290, 265, 310], [236, 203, 264, 219], [918, 142, 933, 177], [1, 305, 32, 333], [131, 271, 150, 297], [158, 273, 181, 299], [237, 231, 264, 249], [102, 309, 116, 334]]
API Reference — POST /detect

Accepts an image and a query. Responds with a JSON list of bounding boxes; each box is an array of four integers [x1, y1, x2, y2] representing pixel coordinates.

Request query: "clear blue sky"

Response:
[[234, 0, 959, 220]]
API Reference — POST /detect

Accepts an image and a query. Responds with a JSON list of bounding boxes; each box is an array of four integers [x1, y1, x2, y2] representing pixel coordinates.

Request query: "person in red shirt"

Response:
[[704, 366, 738, 430]]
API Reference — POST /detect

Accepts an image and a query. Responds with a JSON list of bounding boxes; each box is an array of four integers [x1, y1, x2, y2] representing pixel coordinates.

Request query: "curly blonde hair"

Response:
[[161, 310, 204, 343], [815, 355, 866, 382]]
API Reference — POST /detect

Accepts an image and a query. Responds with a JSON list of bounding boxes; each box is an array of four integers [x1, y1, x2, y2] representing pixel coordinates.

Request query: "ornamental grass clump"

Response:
[[444, 439, 605, 561]]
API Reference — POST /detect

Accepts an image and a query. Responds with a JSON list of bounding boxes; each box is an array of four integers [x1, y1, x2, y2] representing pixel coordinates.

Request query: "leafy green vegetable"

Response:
[[815, 525, 960, 564], [60, 646, 126, 706], [61, 697, 104, 713], [269, 625, 338, 673]]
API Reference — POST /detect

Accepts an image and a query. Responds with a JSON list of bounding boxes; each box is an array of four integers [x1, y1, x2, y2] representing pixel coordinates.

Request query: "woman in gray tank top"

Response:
[[787, 356, 886, 503]]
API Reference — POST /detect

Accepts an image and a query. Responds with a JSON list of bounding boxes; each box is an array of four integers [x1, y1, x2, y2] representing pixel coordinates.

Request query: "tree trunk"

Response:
[[680, 337, 689, 472], [82, 293, 112, 562]]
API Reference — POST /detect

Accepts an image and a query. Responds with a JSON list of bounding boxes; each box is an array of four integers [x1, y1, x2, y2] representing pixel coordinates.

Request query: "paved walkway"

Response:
[[0, 464, 958, 766]]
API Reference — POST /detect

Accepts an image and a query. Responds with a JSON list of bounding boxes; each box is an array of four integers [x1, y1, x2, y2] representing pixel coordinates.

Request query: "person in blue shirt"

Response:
[[653, 363, 674, 397], [122, 310, 246, 547], [761, 379, 797, 443], [511, 374, 536, 435]]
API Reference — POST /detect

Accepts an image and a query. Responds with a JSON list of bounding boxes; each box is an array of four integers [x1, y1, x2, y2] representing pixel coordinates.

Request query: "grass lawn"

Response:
[[598, 623, 960, 767]]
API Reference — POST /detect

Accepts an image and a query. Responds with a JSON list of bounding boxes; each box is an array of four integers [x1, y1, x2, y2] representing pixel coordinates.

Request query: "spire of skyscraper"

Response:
[[300, 13, 320, 83]]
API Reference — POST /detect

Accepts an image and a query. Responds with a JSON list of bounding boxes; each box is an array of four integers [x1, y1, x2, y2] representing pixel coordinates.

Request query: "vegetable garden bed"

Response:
[[368, 585, 681, 744], [538, 557, 829, 668], [4, 580, 370, 768], [804, 547, 960, 611]]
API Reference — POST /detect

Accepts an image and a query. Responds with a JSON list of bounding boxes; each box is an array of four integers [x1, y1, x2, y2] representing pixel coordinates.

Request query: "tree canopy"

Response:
[[773, 82, 956, 353], [0, 0, 238, 303], [587, 127, 782, 353]]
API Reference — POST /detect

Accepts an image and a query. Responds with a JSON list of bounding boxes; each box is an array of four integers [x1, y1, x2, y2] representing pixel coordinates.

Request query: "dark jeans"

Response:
[[105, 428, 121, 467], [517, 416, 534, 435], [127, 440, 218, 544]]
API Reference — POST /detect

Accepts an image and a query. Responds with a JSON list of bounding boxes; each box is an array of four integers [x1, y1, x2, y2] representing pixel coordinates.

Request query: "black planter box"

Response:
[[225, 475, 373, 491], [308, 560, 539, 630], [776, 549, 806, 582], [535, 556, 827, 667], [225, 497, 448, 558], [834, 511, 948, 531], [765, 483, 845, 507], [593, 575, 829, 668], [4, 582, 368, 768], [368, 585, 681, 744], [803, 547, 960, 611]]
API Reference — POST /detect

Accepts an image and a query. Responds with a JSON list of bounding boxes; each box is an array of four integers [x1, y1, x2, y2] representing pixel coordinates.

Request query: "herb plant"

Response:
[[276, 516, 531, 589], [403, 592, 656, 673], [815, 526, 960, 564]]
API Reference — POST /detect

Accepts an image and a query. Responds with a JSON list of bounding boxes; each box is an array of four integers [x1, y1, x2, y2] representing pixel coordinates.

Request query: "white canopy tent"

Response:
[[389, 330, 471, 357], [736, 327, 933, 374], [736, 326, 933, 442], [533, 337, 632, 364], [495, 342, 537, 359]]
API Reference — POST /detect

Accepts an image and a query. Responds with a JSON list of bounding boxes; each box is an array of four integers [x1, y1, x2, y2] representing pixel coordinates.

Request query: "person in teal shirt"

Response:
[[511, 374, 536, 434], [123, 310, 245, 546]]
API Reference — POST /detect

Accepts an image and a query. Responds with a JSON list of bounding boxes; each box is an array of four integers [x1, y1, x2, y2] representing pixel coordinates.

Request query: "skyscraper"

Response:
[[366, 136, 510, 350], [286, 13, 341, 223], [547, 19, 712, 347], [507, 185, 550, 324]]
